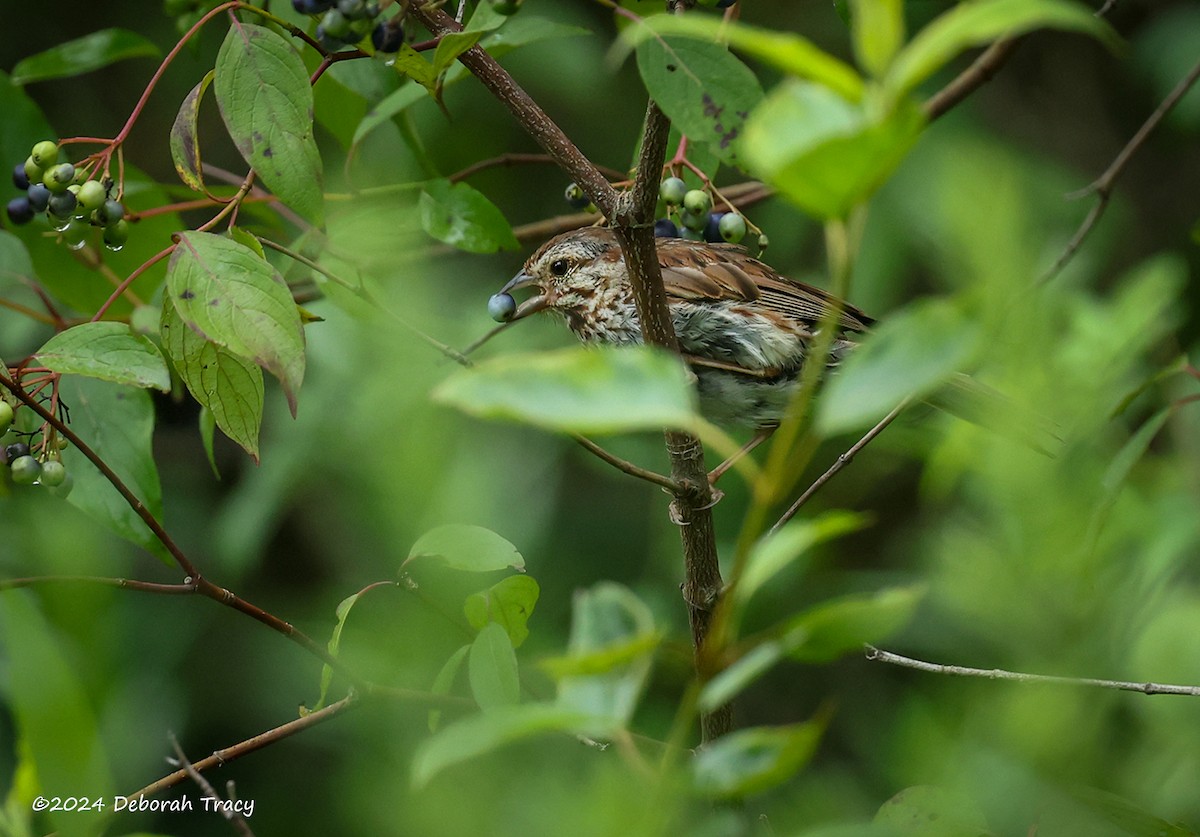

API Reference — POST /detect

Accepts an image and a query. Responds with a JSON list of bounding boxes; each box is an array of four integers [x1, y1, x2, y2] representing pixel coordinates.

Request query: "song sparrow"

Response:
[[492, 226, 872, 429]]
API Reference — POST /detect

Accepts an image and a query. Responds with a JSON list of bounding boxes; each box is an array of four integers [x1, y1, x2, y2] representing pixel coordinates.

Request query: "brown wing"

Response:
[[655, 238, 873, 333]]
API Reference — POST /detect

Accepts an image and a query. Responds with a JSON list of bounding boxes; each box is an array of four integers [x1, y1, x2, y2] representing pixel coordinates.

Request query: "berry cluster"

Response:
[[490, 0, 523, 14], [292, 0, 405, 54], [6, 140, 128, 251], [0, 403, 71, 495], [655, 177, 747, 245]]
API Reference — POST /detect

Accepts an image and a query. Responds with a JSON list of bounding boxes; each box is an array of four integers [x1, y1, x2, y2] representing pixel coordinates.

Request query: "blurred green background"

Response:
[[1, 1, 1199, 835]]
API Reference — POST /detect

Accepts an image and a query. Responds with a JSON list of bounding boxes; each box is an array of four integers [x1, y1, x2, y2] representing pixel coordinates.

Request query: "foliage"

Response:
[[0, 1, 1197, 836]]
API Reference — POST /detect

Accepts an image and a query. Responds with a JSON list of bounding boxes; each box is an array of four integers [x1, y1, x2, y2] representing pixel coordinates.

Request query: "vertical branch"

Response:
[[612, 102, 730, 741], [411, 5, 732, 740]]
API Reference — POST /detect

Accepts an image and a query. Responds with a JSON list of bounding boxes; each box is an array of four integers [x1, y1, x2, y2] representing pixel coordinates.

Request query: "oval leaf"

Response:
[[419, 179, 519, 253], [433, 345, 699, 435], [36, 322, 170, 392], [741, 80, 925, 220], [166, 231, 305, 416], [875, 786, 991, 836], [784, 585, 925, 663], [693, 719, 826, 799], [214, 23, 324, 224], [737, 512, 868, 609], [887, 0, 1120, 99], [817, 297, 979, 434], [428, 644, 471, 732], [468, 622, 520, 710], [170, 70, 216, 194], [405, 524, 524, 573], [161, 298, 264, 461], [636, 35, 764, 161], [465, 575, 540, 648], [12, 29, 159, 85], [412, 704, 614, 789], [59, 377, 166, 562], [850, 0, 906, 77]]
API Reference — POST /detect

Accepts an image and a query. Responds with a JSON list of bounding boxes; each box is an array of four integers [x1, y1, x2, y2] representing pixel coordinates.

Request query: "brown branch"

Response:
[[923, 38, 1022, 122], [411, 1, 729, 740], [1041, 55, 1200, 284], [0, 575, 195, 594], [170, 735, 256, 837], [129, 695, 359, 801], [866, 646, 1200, 696]]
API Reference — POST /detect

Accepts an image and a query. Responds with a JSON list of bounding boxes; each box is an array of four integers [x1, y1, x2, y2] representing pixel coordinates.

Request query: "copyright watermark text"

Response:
[[32, 795, 255, 818]]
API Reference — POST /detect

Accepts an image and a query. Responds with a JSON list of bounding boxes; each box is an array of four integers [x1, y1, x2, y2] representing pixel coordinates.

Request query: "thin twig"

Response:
[[129, 695, 359, 801], [769, 398, 910, 536], [169, 735, 256, 837], [866, 646, 1200, 696], [0, 575, 194, 594], [923, 38, 1022, 122], [448, 152, 627, 185], [1041, 56, 1200, 284]]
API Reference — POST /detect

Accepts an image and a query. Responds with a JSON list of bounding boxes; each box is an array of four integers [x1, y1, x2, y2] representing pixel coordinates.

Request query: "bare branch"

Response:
[[1042, 56, 1200, 283], [924, 39, 1022, 122], [867, 646, 1200, 696]]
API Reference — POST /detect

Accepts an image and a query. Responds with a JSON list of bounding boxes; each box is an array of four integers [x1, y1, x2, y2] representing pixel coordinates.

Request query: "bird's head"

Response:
[[490, 227, 623, 324]]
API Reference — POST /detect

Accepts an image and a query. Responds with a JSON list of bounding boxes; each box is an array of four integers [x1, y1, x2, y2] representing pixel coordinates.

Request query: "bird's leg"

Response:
[[708, 424, 776, 485]]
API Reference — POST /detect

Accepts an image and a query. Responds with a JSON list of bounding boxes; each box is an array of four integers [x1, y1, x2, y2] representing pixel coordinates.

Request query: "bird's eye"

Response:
[[550, 258, 569, 277]]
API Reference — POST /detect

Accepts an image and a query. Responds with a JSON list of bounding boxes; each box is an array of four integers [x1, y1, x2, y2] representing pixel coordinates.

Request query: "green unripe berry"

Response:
[[10, 455, 41, 485], [321, 8, 352, 37], [63, 218, 90, 249], [103, 220, 130, 249], [43, 163, 76, 193], [47, 470, 74, 498], [683, 189, 712, 216], [38, 459, 67, 487], [680, 210, 708, 232], [564, 182, 589, 209], [23, 156, 43, 185], [0, 402, 12, 435], [680, 227, 705, 241], [491, 0, 521, 14], [77, 180, 107, 211], [718, 212, 747, 243], [31, 141, 59, 168], [659, 177, 687, 206]]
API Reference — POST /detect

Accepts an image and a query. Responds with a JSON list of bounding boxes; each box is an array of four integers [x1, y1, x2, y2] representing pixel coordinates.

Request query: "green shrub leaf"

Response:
[[36, 322, 170, 392]]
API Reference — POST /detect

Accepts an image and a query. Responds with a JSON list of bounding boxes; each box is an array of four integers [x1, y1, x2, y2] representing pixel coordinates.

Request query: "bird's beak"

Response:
[[498, 270, 550, 320]]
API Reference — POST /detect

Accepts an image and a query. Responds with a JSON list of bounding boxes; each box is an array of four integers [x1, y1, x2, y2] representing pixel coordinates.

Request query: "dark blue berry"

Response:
[[27, 184, 51, 212], [488, 292, 517, 323], [4, 442, 31, 464], [654, 218, 679, 238], [99, 199, 125, 227], [292, 0, 331, 12], [703, 212, 725, 243], [6, 197, 34, 225], [13, 163, 30, 190], [48, 191, 77, 220], [371, 19, 404, 53]]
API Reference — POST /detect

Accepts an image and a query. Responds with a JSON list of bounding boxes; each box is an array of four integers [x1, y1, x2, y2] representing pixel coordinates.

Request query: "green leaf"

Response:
[[553, 583, 657, 725], [469, 623, 521, 710], [214, 23, 324, 224], [817, 297, 979, 434], [0, 592, 113, 832], [428, 645, 471, 732], [693, 719, 826, 799], [418, 179, 519, 254], [11, 29, 159, 85], [166, 231, 305, 416], [170, 70, 216, 194], [850, 0, 906, 77], [876, 786, 991, 836], [620, 15, 864, 102], [413, 704, 615, 789], [432, 31, 485, 78], [59, 377, 166, 561], [636, 35, 764, 161], [433, 346, 699, 435], [391, 44, 439, 92], [314, 590, 370, 710], [737, 512, 868, 609], [886, 0, 1120, 99], [405, 524, 525, 573], [784, 585, 925, 663], [1068, 786, 1197, 837], [36, 322, 170, 392], [198, 406, 220, 479], [0, 230, 36, 288], [698, 641, 785, 712], [161, 298, 264, 461], [465, 575, 541, 648], [740, 80, 925, 219]]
